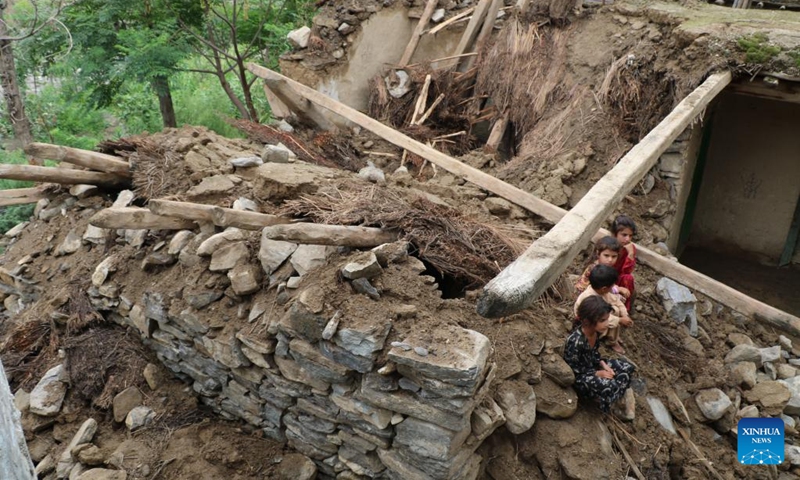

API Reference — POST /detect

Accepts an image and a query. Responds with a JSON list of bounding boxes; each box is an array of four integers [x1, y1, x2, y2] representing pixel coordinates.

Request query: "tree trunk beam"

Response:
[[246, 64, 565, 223], [484, 113, 508, 153], [263, 224, 398, 247], [0, 164, 129, 188], [0, 193, 47, 207], [399, 0, 439, 67], [89, 207, 196, 230], [477, 72, 731, 318], [252, 70, 338, 131], [24, 143, 131, 176], [0, 187, 46, 199], [148, 199, 293, 230]]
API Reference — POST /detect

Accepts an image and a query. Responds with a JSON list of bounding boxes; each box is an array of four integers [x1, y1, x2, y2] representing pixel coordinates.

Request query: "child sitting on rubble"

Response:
[[573, 265, 632, 354], [574, 236, 630, 304], [564, 295, 636, 417], [611, 215, 637, 312]]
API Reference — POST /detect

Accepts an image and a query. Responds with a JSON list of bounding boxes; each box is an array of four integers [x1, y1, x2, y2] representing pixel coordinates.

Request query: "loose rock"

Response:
[[495, 380, 537, 434], [112, 387, 143, 423], [30, 364, 68, 417], [125, 406, 155, 431], [694, 388, 732, 421]]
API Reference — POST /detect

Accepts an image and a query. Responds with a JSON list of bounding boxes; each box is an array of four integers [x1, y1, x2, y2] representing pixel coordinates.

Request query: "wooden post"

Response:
[[484, 113, 509, 153], [246, 63, 565, 223], [462, 0, 502, 71], [258, 76, 338, 131], [448, 0, 492, 70], [263, 224, 398, 247], [24, 143, 131, 176], [262, 83, 292, 119], [0, 164, 128, 188], [89, 207, 196, 230], [0, 188, 47, 207], [148, 199, 293, 230], [244, 64, 800, 335], [477, 72, 732, 317], [399, 0, 439, 67]]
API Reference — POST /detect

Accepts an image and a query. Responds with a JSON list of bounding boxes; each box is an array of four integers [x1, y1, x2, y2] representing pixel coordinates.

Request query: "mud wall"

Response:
[[0, 360, 36, 480], [689, 92, 800, 264], [45, 210, 504, 480]]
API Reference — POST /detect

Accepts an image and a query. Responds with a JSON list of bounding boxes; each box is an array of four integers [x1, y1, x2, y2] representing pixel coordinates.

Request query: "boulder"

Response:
[[56, 418, 97, 478], [394, 416, 470, 460], [197, 229, 245, 256], [228, 264, 262, 295], [724, 344, 762, 366], [541, 354, 575, 387], [341, 252, 382, 280], [253, 163, 337, 201], [262, 144, 293, 164], [186, 175, 236, 197], [646, 396, 675, 435], [29, 364, 68, 417], [694, 388, 732, 421], [230, 156, 263, 168], [656, 278, 697, 335], [726, 332, 754, 347], [167, 230, 195, 255], [209, 242, 249, 272], [125, 406, 155, 431], [760, 346, 782, 364], [55, 230, 82, 256], [494, 380, 537, 434], [291, 245, 335, 276], [777, 364, 797, 380], [258, 234, 297, 275], [287, 26, 311, 49], [112, 387, 143, 423], [729, 362, 757, 389], [533, 377, 578, 420]]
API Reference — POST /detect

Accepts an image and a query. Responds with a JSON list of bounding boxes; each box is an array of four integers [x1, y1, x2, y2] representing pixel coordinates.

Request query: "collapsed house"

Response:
[[2, 1, 800, 480]]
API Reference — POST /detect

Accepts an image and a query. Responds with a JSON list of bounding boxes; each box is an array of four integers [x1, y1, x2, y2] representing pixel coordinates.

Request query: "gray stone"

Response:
[[232, 197, 259, 212], [230, 156, 263, 168], [187, 175, 236, 197], [780, 335, 793, 351], [782, 413, 796, 429], [388, 325, 489, 386], [30, 364, 68, 416], [289, 338, 351, 384], [13, 388, 30, 413], [358, 382, 470, 431], [91, 257, 117, 288], [358, 162, 385, 184], [141, 252, 176, 269], [351, 278, 380, 300], [76, 445, 105, 466], [184, 289, 223, 310], [778, 364, 797, 380], [331, 391, 392, 430], [646, 397, 676, 435], [77, 469, 127, 480], [533, 378, 578, 420], [656, 278, 697, 334], [167, 230, 195, 255], [55, 230, 82, 256], [322, 311, 342, 341], [287, 26, 311, 49], [341, 252, 382, 280], [787, 445, 800, 466], [112, 387, 143, 423], [319, 341, 374, 373], [371, 241, 409, 266], [334, 317, 392, 358], [276, 453, 316, 480], [666, 389, 691, 425], [125, 406, 155, 431], [764, 362, 778, 381], [431, 8, 445, 22], [56, 418, 97, 478], [394, 416, 470, 460], [143, 364, 159, 390], [694, 388, 732, 421], [228, 264, 262, 295], [262, 144, 293, 164], [744, 381, 790, 415], [209, 242, 249, 272], [541, 355, 575, 387], [291, 245, 334, 276], [729, 362, 757, 389], [761, 346, 782, 364], [275, 355, 330, 392], [35, 454, 55, 476], [4, 221, 28, 237], [386, 70, 411, 98], [197, 229, 245, 256], [471, 397, 506, 442], [725, 344, 762, 366], [495, 380, 537, 434], [737, 405, 759, 419]]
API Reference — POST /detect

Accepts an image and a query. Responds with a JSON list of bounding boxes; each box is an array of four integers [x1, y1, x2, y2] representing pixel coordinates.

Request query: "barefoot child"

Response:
[[573, 265, 632, 354], [612, 215, 637, 311], [574, 236, 631, 303], [564, 295, 635, 414]]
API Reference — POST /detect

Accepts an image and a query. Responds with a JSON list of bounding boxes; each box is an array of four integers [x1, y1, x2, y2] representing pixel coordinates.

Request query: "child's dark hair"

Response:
[[578, 295, 613, 326], [589, 264, 618, 289], [611, 215, 637, 235], [594, 236, 621, 256]]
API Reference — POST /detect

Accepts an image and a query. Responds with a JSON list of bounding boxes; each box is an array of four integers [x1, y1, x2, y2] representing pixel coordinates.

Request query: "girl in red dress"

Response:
[[611, 215, 637, 312]]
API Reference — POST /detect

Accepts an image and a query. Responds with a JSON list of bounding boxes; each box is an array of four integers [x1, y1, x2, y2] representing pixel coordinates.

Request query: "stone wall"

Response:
[[84, 222, 504, 480], [0, 359, 36, 480]]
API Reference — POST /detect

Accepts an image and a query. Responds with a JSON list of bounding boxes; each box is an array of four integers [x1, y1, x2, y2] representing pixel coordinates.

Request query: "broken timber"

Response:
[[398, 0, 438, 67], [477, 72, 732, 318], [263, 224, 398, 247], [148, 199, 292, 230], [89, 207, 196, 230], [0, 187, 48, 207], [24, 142, 131, 176], [244, 64, 800, 336], [0, 164, 128, 188]]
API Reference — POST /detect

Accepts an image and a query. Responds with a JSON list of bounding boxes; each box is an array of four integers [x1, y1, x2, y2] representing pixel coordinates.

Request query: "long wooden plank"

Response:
[[0, 187, 45, 199], [263, 224, 398, 247], [0, 194, 47, 207], [0, 164, 128, 188], [449, 0, 492, 70], [477, 72, 731, 317], [89, 207, 196, 230], [462, 0, 502, 71], [245, 63, 800, 335], [399, 0, 438, 67], [148, 199, 293, 230], [246, 64, 565, 223], [24, 142, 131, 176]]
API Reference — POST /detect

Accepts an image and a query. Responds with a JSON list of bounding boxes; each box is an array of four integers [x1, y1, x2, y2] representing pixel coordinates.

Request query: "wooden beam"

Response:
[[246, 64, 565, 224], [89, 207, 196, 230], [0, 164, 128, 188], [449, 0, 492, 70], [426, 7, 475, 36], [399, 0, 438, 67], [462, 0, 502, 71], [244, 64, 800, 335], [148, 199, 293, 230], [257, 74, 337, 131], [0, 187, 46, 199], [263, 224, 398, 247], [0, 194, 47, 207], [24, 142, 131, 176], [477, 72, 732, 317], [262, 83, 292, 119], [484, 113, 508, 153]]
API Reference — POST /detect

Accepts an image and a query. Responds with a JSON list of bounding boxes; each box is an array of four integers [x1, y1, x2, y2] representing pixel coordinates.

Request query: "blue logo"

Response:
[[738, 417, 784, 465]]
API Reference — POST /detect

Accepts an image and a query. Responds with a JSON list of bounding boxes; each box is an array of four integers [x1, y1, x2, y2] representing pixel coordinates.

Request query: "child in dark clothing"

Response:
[[573, 265, 632, 354]]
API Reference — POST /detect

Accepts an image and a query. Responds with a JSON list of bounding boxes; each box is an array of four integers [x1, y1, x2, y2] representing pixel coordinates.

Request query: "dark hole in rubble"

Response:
[[415, 255, 470, 299]]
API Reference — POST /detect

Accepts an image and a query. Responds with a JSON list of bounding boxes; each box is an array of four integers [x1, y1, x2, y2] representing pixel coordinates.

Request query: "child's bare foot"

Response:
[[612, 342, 625, 354]]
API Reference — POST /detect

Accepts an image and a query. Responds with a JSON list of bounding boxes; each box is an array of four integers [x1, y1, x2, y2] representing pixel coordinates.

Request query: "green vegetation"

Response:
[[737, 33, 781, 64], [789, 50, 800, 69]]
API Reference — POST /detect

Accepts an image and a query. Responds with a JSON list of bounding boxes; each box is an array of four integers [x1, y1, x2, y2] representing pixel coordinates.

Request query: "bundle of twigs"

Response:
[[636, 317, 702, 372], [281, 182, 537, 287], [229, 119, 332, 167]]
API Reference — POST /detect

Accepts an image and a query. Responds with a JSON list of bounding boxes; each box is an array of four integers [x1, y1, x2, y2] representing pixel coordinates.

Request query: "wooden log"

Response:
[[24, 142, 130, 176], [263, 223, 398, 247], [449, 0, 492, 70], [484, 113, 509, 153], [462, 0, 502, 71], [426, 8, 475, 36], [246, 64, 565, 224], [148, 199, 293, 230], [0, 187, 46, 199], [262, 83, 292, 119], [477, 72, 732, 317], [399, 0, 438, 67], [89, 207, 196, 230], [258, 75, 338, 131], [245, 64, 800, 335], [0, 190, 47, 207], [0, 164, 128, 188]]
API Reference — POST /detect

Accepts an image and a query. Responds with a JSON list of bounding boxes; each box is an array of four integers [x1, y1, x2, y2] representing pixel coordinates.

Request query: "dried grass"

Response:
[[229, 119, 333, 167], [636, 317, 701, 372], [129, 141, 192, 201], [280, 182, 537, 287]]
